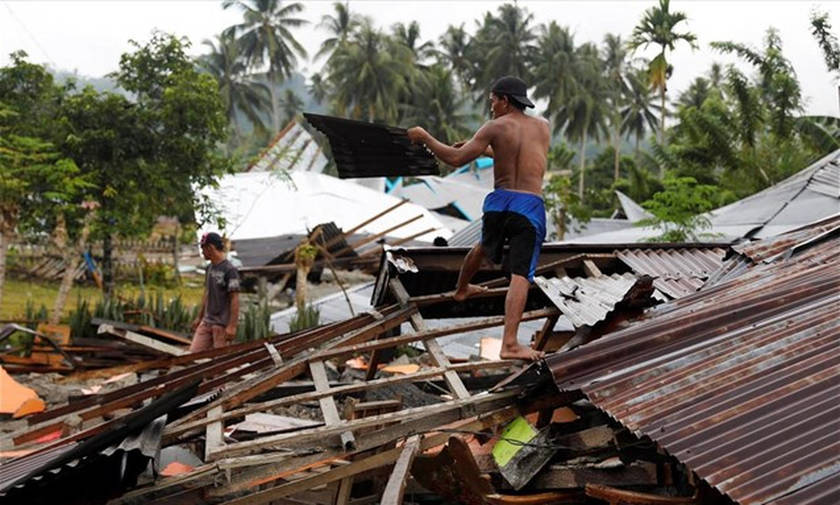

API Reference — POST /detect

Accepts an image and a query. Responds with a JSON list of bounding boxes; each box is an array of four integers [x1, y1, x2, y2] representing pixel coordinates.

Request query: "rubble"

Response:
[[0, 215, 837, 505]]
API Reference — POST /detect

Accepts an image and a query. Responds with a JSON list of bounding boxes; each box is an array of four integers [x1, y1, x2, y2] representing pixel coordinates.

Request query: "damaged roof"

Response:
[[303, 113, 440, 179], [533, 217, 840, 505]]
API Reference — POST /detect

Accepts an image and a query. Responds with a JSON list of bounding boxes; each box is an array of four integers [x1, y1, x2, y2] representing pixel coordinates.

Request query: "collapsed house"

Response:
[[1, 213, 836, 505]]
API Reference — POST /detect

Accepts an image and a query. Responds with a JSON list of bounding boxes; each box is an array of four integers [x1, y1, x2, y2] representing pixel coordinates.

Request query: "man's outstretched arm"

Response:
[[407, 123, 494, 167]]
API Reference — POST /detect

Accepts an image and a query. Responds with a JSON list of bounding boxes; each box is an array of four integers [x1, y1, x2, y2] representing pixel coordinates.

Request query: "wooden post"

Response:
[[381, 435, 421, 505]]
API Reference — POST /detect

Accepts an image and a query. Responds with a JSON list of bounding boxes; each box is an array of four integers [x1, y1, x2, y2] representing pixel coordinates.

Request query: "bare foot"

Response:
[[453, 283, 488, 302], [500, 344, 545, 362]]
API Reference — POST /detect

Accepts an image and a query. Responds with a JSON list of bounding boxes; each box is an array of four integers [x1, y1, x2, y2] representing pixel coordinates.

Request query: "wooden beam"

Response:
[[389, 278, 470, 400], [98, 324, 187, 356], [309, 361, 355, 451], [164, 360, 519, 442], [583, 259, 603, 278], [380, 435, 421, 505], [216, 405, 519, 505], [532, 313, 560, 351], [527, 461, 657, 490], [212, 390, 518, 460], [204, 406, 224, 462]]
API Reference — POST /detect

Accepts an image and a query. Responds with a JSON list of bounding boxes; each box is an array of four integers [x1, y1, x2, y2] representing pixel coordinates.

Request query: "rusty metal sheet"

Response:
[[615, 247, 726, 299], [534, 273, 640, 328], [542, 221, 840, 505]]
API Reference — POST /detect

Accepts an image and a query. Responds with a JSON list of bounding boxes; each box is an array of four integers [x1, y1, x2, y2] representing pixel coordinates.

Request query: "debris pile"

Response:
[[1, 216, 837, 505]]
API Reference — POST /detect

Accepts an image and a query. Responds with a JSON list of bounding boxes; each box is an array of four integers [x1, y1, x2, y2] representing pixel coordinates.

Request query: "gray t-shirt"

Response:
[[202, 259, 240, 326]]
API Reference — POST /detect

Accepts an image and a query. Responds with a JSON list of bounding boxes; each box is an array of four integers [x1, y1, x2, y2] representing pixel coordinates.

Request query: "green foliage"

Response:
[[237, 294, 272, 342], [289, 304, 321, 333], [638, 177, 718, 242], [811, 9, 840, 75], [66, 291, 199, 340], [24, 299, 48, 329], [543, 174, 591, 240]]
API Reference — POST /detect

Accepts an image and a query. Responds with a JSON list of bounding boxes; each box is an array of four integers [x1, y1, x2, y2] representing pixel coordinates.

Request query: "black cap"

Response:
[[491, 76, 535, 108], [200, 232, 224, 251]]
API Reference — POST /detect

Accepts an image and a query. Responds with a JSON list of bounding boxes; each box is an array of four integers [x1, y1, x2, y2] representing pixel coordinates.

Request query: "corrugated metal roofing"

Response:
[[540, 221, 840, 505], [808, 158, 839, 198], [534, 273, 643, 328], [303, 113, 439, 179], [616, 247, 726, 299]]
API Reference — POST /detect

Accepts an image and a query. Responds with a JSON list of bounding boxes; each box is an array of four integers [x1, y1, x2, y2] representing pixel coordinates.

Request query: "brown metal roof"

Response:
[[543, 222, 840, 505], [615, 247, 726, 299]]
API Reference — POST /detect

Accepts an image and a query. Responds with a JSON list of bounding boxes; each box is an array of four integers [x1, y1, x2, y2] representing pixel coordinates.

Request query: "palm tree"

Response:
[[280, 88, 304, 124], [676, 77, 711, 109], [223, 0, 308, 132], [603, 33, 630, 181], [620, 66, 660, 162], [308, 72, 329, 105], [392, 21, 435, 62], [437, 24, 472, 90], [401, 64, 475, 145], [532, 22, 579, 120], [563, 43, 609, 198], [199, 32, 271, 141], [469, 4, 537, 99], [325, 20, 410, 122], [314, 1, 359, 62], [628, 0, 697, 151]]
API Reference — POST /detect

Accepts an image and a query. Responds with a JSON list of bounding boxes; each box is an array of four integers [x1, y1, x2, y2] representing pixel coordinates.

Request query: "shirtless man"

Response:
[[407, 75, 549, 361]]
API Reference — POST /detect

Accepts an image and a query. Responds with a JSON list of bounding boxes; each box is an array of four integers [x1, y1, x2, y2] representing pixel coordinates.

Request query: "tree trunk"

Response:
[[50, 215, 72, 325], [0, 232, 8, 313], [51, 251, 77, 325], [103, 232, 114, 298], [172, 220, 181, 286], [554, 211, 566, 241], [269, 70, 280, 133], [659, 86, 666, 177], [295, 264, 310, 311], [635, 134, 641, 164], [578, 133, 587, 200], [613, 126, 621, 182]]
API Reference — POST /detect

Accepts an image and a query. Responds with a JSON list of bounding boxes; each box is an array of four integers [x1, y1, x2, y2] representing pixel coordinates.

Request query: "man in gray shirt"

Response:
[[189, 232, 240, 352]]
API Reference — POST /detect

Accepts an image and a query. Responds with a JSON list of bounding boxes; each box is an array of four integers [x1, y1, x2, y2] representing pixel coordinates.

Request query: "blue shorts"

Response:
[[480, 189, 546, 282]]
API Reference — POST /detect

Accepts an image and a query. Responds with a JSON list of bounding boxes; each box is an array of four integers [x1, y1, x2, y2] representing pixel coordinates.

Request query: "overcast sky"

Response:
[[2, 0, 838, 116]]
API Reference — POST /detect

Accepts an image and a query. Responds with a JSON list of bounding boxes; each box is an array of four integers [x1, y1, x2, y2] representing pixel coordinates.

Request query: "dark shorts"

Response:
[[480, 189, 546, 282]]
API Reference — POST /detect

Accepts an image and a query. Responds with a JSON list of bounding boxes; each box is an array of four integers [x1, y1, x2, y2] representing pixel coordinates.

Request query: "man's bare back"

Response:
[[406, 76, 548, 362]]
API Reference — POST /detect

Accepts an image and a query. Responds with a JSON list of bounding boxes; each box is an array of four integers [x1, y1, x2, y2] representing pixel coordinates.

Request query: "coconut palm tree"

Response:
[[532, 22, 579, 121], [620, 66, 660, 162], [325, 20, 410, 122], [308, 72, 329, 105], [314, 1, 360, 62], [603, 33, 630, 181], [676, 77, 711, 109], [199, 32, 271, 141], [437, 24, 472, 90], [222, 0, 308, 132], [392, 21, 435, 62], [469, 4, 536, 99], [280, 88, 304, 125], [628, 0, 697, 150], [562, 43, 610, 199], [401, 64, 474, 145]]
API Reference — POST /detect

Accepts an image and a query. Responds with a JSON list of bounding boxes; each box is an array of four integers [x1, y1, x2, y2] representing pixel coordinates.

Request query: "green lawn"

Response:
[[1, 278, 205, 321]]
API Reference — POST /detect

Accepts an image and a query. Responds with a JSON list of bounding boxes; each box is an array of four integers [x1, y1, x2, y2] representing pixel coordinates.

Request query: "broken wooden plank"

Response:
[[98, 324, 187, 356], [212, 390, 519, 460], [389, 278, 470, 400], [309, 360, 356, 451], [380, 435, 421, 505], [205, 406, 224, 462]]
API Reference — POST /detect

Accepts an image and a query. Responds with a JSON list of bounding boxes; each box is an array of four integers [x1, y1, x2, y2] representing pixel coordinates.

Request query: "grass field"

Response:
[[1, 277, 205, 321]]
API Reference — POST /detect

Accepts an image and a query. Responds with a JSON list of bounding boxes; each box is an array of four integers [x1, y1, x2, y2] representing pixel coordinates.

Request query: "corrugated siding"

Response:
[[535, 273, 640, 328], [304, 113, 439, 179], [808, 159, 839, 198], [545, 223, 840, 505], [616, 248, 726, 299]]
